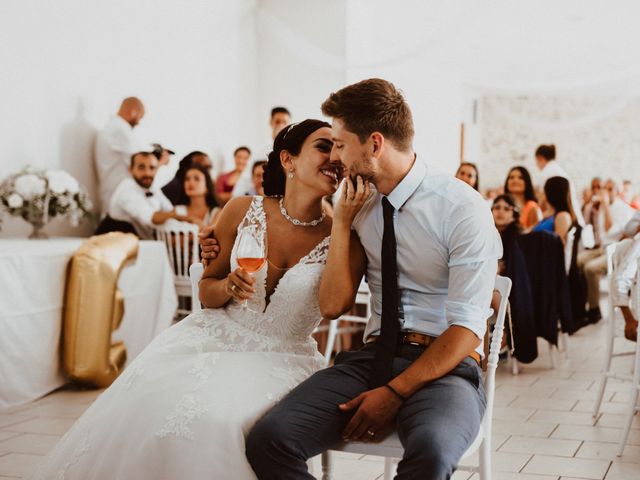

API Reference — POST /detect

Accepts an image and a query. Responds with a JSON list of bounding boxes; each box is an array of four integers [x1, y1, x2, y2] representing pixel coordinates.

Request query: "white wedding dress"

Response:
[[32, 196, 328, 480]]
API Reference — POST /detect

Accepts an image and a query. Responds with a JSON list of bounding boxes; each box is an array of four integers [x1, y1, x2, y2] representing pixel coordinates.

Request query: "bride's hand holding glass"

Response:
[[231, 226, 268, 310], [225, 267, 256, 303]]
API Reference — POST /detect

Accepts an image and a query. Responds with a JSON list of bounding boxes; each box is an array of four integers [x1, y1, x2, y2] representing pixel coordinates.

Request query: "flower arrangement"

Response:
[[0, 167, 92, 238]]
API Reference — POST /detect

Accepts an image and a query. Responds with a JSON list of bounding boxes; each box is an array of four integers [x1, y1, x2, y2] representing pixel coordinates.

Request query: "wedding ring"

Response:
[[366, 429, 375, 437], [230, 283, 237, 293]]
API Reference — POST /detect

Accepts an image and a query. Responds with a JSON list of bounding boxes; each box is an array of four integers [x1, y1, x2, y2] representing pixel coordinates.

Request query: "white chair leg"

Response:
[[323, 320, 338, 367], [321, 451, 332, 480], [479, 438, 492, 480], [383, 457, 395, 480], [562, 332, 570, 361], [510, 354, 519, 375], [617, 387, 640, 457], [593, 311, 616, 419], [548, 342, 556, 369], [617, 341, 640, 456]]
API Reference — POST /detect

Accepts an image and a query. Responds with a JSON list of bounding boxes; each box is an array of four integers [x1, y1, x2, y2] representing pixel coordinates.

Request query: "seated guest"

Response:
[[611, 234, 640, 341], [578, 179, 634, 323], [581, 177, 602, 218], [532, 176, 576, 244], [161, 151, 211, 205], [621, 179, 635, 206], [504, 166, 542, 229], [96, 152, 190, 239], [491, 194, 538, 363], [455, 161, 479, 191], [151, 143, 175, 167], [216, 146, 251, 205], [175, 164, 221, 229], [249, 160, 267, 196], [582, 179, 634, 245], [492, 194, 522, 269], [534, 143, 584, 225], [624, 209, 640, 239]]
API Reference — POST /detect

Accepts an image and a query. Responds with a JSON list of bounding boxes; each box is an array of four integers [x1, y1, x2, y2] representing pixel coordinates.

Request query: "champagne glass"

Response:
[[236, 225, 267, 311]]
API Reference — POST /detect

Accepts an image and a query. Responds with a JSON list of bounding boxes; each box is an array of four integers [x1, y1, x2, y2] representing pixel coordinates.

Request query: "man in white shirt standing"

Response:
[[97, 152, 189, 239], [578, 179, 635, 322], [95, 97, 145, 215], [246, 79, 502, 479], [231, 107, 291, 198], [535, 144, 585, 226]]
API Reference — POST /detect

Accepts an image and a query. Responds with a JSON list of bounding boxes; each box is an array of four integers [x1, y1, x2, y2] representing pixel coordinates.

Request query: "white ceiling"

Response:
[[345, 0, 640, 93]]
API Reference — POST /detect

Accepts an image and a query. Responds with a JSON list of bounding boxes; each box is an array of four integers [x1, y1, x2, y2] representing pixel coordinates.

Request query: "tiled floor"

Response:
[[1, 309, 639, 479]]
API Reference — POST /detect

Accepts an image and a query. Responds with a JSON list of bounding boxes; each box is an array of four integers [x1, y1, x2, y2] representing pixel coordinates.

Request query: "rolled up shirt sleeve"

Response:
[[445, 202, 503, 339], [612, 237, 640, 307], [623, 211, 640, 238]]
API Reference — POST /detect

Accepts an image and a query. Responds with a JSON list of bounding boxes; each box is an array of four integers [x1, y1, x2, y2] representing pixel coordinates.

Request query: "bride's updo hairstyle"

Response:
[[263, 119, 331, 196]]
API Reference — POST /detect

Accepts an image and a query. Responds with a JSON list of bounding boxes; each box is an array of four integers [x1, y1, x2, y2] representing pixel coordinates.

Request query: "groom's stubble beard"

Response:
[[352, 150, 376, 184]]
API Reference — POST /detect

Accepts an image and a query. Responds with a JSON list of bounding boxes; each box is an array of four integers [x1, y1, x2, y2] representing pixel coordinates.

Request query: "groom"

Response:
[[242, 79, 502, 479], [199, 78, 501, 478]]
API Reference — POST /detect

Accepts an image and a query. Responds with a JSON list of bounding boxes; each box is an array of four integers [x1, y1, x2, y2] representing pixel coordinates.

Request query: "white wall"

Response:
[[478, 94, 640, 193], [0, 0, 257, 237], [254, 0, 346, 146], [3, 0, 640, 238]]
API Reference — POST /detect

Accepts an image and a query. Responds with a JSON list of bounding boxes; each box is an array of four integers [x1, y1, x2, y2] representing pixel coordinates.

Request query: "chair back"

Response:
[[606, 242, 618, 276], [564, 226, 576, 274], [189, 263, 204, 312], [155, 220, 199, 286], [634, 258, 640, 320], [483, 276, 511, 438], [339, 279, 371, 323]]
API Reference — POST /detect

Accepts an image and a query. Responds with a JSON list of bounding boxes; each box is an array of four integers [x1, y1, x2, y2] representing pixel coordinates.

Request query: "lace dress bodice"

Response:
[[218, 196, 329, 342]]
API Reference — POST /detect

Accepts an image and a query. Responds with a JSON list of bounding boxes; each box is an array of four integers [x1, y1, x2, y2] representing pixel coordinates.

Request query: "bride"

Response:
[[31, 119, 355, 479]]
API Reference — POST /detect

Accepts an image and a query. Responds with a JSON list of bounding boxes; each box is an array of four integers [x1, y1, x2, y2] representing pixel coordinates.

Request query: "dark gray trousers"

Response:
[[246, 344, 486, 480]]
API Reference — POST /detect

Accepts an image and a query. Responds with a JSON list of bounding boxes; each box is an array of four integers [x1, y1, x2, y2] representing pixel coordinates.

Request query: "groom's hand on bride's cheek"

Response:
[[338, 387, 403, 443], [199, 225, 220, 266]]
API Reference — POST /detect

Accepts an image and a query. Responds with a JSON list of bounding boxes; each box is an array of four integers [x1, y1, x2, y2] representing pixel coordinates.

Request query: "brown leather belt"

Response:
[[366, 332, 482, 367]]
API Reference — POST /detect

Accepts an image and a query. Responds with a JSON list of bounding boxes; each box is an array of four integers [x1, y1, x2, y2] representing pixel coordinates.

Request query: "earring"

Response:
[[288, 170, 294, 179]]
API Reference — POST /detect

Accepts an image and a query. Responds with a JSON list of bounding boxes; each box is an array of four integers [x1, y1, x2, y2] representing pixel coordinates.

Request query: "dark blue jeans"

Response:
[[246, 344, 486, 480]]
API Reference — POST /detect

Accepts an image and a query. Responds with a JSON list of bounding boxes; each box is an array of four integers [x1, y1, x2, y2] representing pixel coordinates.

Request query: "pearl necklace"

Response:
[[278, 198, 325, 227]]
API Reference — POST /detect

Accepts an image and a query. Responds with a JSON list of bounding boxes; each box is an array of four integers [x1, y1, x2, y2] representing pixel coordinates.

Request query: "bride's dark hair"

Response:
[[263, 119, 331, 196]]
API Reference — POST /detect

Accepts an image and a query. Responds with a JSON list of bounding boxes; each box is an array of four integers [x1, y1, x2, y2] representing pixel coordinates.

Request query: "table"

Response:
[[0, 238, 177, 410]]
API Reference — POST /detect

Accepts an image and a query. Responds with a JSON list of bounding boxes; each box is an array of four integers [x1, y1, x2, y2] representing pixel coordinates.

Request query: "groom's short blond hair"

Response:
[[321, 78, 414, 152]]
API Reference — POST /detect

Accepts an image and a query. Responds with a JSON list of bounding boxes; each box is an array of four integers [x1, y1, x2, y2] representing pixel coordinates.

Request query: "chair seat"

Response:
[[330, 425, 483, 461]]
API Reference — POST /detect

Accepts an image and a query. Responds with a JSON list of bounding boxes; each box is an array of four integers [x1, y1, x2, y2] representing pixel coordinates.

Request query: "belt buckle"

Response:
[[401, 332, 424, 347]]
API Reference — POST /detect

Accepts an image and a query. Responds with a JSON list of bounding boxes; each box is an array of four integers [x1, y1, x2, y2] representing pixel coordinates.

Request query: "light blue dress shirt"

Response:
[[352, 159, 503, 354]]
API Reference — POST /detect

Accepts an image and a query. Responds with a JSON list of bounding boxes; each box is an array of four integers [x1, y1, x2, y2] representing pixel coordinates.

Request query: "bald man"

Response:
[[95, 97, 145, 215]]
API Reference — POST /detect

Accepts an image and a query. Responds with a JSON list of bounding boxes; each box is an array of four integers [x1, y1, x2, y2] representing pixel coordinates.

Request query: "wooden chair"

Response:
[[321, 276, 512, 480]]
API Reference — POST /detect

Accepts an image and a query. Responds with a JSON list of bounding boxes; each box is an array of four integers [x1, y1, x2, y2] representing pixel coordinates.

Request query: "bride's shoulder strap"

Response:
[[239, 195, 266, 230]]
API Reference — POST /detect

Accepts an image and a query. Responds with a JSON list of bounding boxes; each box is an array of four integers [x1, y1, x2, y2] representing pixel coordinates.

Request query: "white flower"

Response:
[[7, 193, 23, 208], [14, 174, 46, 199], [46, 170, 79, 194]]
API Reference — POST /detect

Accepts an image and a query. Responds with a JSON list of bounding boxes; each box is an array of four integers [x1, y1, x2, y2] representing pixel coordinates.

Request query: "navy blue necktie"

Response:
[[369, 197, 400, 388]]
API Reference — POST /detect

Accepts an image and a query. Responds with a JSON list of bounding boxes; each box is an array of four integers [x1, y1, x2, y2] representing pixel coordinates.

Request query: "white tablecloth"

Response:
[[0, 238, 177, 410]]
